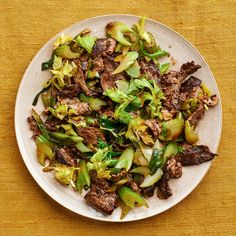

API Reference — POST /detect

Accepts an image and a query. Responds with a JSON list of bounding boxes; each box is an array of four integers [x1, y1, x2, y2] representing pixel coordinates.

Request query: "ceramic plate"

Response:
[[15, 14, 222, 222]]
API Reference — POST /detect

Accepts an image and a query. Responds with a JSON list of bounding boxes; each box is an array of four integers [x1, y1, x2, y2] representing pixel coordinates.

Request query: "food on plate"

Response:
[[28, 16, 218, 219]]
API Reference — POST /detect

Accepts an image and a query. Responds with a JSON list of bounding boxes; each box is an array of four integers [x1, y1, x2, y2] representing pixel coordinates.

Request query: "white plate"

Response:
[[15, 14, 222, 222]]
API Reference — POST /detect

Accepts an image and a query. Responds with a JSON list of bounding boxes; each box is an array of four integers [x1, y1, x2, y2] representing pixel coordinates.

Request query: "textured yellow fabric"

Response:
[[0, 1, 235, 235]]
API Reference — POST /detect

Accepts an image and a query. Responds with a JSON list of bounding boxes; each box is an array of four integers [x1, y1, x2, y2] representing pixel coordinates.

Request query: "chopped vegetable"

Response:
[[130, 166, 150, 176], [79, 93, 107, 111], [162, 142, 179, 164], [113, 51, 139, 74], [106, 21, 133, 46], [77, 160, 90, 193], [54, 164, 78, 185], [140, 168, 163, 188], [54, 45, 80, 59], [115, 146, 134, 171], [75, 35, 96, 54], [118, 186, 148, 208], [185, 120, 199, 144], [148, 148, 163, 174]]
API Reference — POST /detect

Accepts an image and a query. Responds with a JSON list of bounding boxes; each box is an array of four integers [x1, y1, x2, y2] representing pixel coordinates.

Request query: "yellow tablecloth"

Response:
[[0, 1, 235, 235]]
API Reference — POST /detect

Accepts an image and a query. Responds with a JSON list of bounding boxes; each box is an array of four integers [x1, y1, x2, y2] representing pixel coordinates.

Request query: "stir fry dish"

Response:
[[28, 17, 218, 219]]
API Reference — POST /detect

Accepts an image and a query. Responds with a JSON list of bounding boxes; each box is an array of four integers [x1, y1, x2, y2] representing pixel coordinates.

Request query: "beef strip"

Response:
[[187, 104, 205, 127], [144, 119, 162, 138], [161, 61, 201, 115], [59, 97, 91, 115], [141, 185, 156, 197], [58, 84, 81, 98], [156, 156, 182, 199], [92, 38, 116, 58], [76, 127, 105, 146], [139, 60, 161, 83], [84, 171, 117, 215], [27, 116, 41, 138], [44, 117, 64, 132], [180, 76, 202, 93], [55, 146, 78, 166], [175, 145, 217, 166], [100, 57, 126, 91], [73, 59, 93, 96], [92, 57, 104, 73]]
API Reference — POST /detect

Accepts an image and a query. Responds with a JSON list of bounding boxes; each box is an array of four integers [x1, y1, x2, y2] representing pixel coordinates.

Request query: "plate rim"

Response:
[[14, 14, 222, 222]]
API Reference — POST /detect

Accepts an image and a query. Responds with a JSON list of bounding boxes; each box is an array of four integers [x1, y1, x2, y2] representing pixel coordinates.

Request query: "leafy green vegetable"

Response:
[[118, 186, 148, 208], [115, 146, 134, 171], [114, 100, 132, 124], [87, 148, 112, 179], [140, 168, 163, 188], [54, 164, 78, 185], [77, 160, 90, 193], [75, 35, 96, 54], [125, 60, 140, 78], [53, 34, 73, 49], [79, 93, 107, 111], [54, 45, 81, 59], [104, 88, 129, 103], [113, 51, 139, 74], [41, 53, 55, 71], [106, 21, 133, 46], [32, 86, 50, 106], [159, 63, 170, 74], [115, 80, 129, 91], [134, 16, 151, 43]]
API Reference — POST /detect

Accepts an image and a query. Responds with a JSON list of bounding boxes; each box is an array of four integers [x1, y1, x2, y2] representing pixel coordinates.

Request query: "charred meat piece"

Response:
[[100, 57, 126, 91], [44, 118, 64, 132], [156, 175, 173, 199], [187, 104, 205, 127], [111, 169, 127, 182], [178, 61, 201, 82], [92, 38, 116, 58], [76, 127, 105, 146], [27, 116, 41, 138], [165, 157, 182, 178], [59, 97, 91, 115], [201, 94, 218, 107], [141, 185, 156, 197], [55, 146, 78, 166], [161, 61, 201, 114], [92, 57, 104, 73], [145, 119, 162, 138], [73, 59, 93, 96], [139, 59, 161, 83], [84, 174, 117, 215], [180, 76, 202, 93], [59, 84, 81, 98], [175, 145, 217, 166]]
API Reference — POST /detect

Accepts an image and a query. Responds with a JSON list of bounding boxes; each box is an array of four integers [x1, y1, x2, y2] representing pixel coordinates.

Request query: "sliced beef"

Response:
[[92, 38, 116, 58], [27, 116, 41, 138], [144, 119, 162, 138], [178, 61, 201, 82], [156, 156, 182, 199], [76, 127, 105, 146], [160, 61, 201, 115], [141, 185, 156, 197], [180, 76, 202, 93], [187, 104, 205, 127], [175, 145, 217, 166], [157, 175, 173, 199], [59, 98, 91, 115], [55, 146, 78, 166], [59, 84, 81, 98], [44, 118, 64, 132], [100, 57, 126, 91], [111, 169, 127, 182], [84, 172, 117, 215], [73, 59, 93, 96], [139, 59, 161, 83], [92, 57, 104, 73]]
